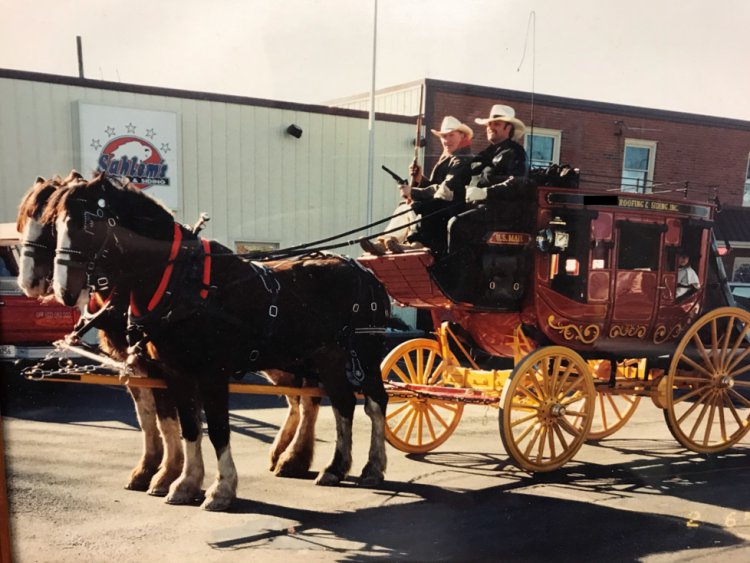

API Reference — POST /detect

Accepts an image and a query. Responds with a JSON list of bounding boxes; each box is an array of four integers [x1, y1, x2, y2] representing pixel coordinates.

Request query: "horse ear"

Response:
[[65, 170, 84, 183], [35, 176, 45, 183]]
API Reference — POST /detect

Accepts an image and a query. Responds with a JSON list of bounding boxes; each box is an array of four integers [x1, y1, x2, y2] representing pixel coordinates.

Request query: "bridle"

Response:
[[55, 200, 123, 294]]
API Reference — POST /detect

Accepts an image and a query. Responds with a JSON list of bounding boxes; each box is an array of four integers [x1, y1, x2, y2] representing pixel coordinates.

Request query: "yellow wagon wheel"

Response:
[[588, 392, 641, 440], [665, 306, 750, 453], [381, 338, 464, 453], [587, 359, 642, 440], [500, 346, 595, 472]]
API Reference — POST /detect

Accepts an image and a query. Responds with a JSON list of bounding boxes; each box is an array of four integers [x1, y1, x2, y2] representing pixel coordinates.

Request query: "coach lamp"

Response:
[[536, 216, 570, 253]]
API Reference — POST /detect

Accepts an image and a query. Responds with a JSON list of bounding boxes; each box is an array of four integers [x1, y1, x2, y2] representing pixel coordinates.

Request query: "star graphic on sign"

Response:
[[90, 139, 102, 150], [105, 126, 116, 137], [145, 128, 156, 139], [160, 143, 171, 153], [125, 123, 136, 134]]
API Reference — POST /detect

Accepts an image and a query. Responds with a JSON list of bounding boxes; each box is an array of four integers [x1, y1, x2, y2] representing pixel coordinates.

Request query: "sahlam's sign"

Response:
[[77, 102, 180, 209]]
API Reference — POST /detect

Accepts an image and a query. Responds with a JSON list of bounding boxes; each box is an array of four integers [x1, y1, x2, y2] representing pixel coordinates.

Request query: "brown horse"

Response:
[[17, 173, 183, 494], [44, 173, 391, 511], [18, 174, 326, 491]]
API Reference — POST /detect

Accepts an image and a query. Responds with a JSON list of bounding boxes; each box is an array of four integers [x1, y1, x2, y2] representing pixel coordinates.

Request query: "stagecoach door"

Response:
[[611, 221, 663, 334]]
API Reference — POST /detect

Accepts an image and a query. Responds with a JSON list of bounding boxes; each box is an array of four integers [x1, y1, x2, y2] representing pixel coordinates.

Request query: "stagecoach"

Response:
[[360, 183, 750, 472], [16, 175, 750, 478]]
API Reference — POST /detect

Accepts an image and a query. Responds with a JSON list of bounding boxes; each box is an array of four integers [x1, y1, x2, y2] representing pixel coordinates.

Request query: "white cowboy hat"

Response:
[[474, 104, 526, 141], [430, 116, 474, 140]]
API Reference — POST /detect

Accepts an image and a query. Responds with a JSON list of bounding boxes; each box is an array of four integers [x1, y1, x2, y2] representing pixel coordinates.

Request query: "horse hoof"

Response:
[[165, 489, 201, 505], [125, 480, 149, 492], [274, 458, 310, 478], [201, 496, 234, 512], [358, 473, 384, 488], [314, 471, 341, 486], [148, 470, 180, 496], [148, 485, 169, 497]]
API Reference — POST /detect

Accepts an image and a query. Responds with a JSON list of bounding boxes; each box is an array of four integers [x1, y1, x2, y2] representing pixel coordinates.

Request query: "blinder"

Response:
[[55, 196, 123, 293]]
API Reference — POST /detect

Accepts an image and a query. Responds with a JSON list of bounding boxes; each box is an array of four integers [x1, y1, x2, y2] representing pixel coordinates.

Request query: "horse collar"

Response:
[[129, 223, 212, 322]]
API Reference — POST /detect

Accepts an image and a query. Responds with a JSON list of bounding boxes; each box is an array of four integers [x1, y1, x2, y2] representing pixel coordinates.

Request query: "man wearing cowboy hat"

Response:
[[446, 104, 532, 304], [361, 115, 473, 255]]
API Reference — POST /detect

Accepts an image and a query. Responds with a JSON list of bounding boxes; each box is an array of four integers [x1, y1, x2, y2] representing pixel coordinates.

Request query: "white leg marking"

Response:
[[202, 445, 238, 511], [166, 435, 204, 505]]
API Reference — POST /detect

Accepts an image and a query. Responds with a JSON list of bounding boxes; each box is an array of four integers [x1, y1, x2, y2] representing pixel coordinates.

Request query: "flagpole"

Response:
[[366, 0, 378, 231]]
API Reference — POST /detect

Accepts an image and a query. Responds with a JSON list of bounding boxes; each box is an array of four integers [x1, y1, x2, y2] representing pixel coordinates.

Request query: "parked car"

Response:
[[0, 222, 80, 362]]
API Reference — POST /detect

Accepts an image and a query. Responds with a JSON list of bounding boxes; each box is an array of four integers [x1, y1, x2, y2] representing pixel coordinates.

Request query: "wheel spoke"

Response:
[[722, 391, 745, 427], [426, 361, 447, 386], [724, 323, 750, 372], [678, 353, 715, 379], [691, 332, 716, 374], [547, 426, 556, 460], [552, 422, 569, 451], [393, 405, 416, 435], [553, 362, 575, 398], [597, 394, 609, 429], [416, 348, 425, 384], [727, 387, 750, 409], [425, 402, 450, 432], [558, 416, 582, 437], [557, 374, 586, 398], [673, 382, 710, 405], [536, 426, 548, 463], [391, 363, 411, 384], [718, 315, 735, 371], [510, 410, 542, 427], [522, 424, 543, 457], [710, 318, 719, 367], [717, 393, 728, 442], [386, 401, 412, 422], [516, 380, 543, 405], [403, 354, 417, 383], [686, 396, 712, 441], [702, 393, 718, 446]]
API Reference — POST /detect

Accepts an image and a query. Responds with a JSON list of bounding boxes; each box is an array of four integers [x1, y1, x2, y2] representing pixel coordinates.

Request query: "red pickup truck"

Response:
[[0, 223, 80, 362]]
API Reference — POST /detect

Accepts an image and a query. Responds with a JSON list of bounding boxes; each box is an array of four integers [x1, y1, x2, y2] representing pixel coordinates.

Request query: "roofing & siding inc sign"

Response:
[[77, 102, 180, 209]]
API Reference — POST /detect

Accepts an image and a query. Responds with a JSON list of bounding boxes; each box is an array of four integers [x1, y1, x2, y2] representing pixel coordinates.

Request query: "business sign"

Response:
[[77, 102, 180, 209]]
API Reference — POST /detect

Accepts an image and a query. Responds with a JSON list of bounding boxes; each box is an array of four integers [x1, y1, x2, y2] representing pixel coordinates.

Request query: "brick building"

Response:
[[333, 78, 750, 278]]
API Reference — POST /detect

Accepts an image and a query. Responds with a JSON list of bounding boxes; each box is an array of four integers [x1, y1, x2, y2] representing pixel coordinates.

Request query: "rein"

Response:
[[231, 202, 462, 261]]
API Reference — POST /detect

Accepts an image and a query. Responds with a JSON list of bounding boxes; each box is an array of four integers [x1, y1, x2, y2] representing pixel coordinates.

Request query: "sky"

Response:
[[2, 0, 749, 121]]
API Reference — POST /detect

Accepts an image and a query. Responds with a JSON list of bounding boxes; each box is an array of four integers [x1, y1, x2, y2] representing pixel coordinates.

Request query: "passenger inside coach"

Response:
[[676, 248, 700, 298]]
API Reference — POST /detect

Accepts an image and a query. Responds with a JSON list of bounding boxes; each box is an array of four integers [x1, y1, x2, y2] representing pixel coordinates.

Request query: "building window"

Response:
[[525, 128, 561, 168], [743, 156, 750, 207], [621, 139, 657, 193]]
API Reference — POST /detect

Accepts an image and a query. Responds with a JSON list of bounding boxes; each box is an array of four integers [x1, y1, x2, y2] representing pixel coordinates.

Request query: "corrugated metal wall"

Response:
[[0, 76, 415, 255]]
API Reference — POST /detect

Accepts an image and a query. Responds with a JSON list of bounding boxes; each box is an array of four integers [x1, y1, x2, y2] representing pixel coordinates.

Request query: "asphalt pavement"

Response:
[[2, 364, 750, 562]]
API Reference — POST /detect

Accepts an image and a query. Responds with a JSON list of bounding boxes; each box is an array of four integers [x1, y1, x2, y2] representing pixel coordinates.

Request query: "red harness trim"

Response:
[[129, 224, 211, 318], [147, 223, 183, 312], [200, 238, 211, 299], [87, 293, 112, 315]]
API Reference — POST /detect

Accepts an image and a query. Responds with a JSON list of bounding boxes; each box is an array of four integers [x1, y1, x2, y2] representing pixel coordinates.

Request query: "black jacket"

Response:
[[411, 145, 473, 204], [470, 139, 527, 193]]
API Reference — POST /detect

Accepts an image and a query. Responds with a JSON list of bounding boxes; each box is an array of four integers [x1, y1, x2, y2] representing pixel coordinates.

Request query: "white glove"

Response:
[[399, 184, 412, 199], [465, 186, 488, 202]]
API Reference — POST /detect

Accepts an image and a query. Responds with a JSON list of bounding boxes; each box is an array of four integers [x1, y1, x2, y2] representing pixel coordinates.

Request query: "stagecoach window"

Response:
[[550, 214, 590, 303], [617, 223, 660, 270]]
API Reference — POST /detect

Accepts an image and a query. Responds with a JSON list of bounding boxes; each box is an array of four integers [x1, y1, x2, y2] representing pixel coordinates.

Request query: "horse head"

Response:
[[45, 172, 174, 307], [16, 171, 84, 298]]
